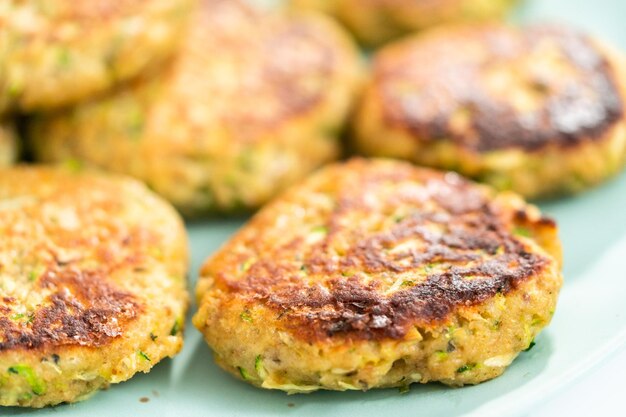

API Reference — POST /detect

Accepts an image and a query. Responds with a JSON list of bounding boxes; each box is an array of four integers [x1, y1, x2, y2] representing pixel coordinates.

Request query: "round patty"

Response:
[[28, 0, 362, 216], [353, 24, 626, 199], [0, 121, 18, 167], [0, 166, 188, 407], [193, 158, 562, 392], [290, 0, 518, 46], [0, 0, 193, 114]]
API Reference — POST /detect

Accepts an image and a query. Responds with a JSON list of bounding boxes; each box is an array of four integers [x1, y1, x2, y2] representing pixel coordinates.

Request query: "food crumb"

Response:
[[287, 403, 295, 408], [152, 390, 160, 398], [140, 397, 150, 403]]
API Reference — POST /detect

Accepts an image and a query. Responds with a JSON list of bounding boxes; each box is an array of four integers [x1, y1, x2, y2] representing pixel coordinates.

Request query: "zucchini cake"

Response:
[[0, 166, 188, 407], [352, 24, 626, 198], [194, 158, 562, 392], [0, 0, 193, 114], [29, 0, 362, 216]]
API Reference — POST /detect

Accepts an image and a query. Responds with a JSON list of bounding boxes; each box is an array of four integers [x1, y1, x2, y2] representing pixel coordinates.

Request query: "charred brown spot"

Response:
[[0, 268, 140, 351], [218, 161, 552, 342], [266, 253, 540, 341], [0, 167, 174, 353], [379, 25, 624, 152]]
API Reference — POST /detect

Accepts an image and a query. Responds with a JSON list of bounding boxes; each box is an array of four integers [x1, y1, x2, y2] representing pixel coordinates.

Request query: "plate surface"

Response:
[[6, 0, 626, 415]]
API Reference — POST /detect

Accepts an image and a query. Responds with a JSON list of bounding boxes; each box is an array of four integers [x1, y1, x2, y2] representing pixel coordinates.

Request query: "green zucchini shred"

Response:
[[170, 319, 181, 336], [240, 310, 253, 323], [434, 351, 448, 360], [56, 47, 72, 69], [398, 385, 410, 394], [254, 355, 263, 374], [238, 366, 250, 380], [513, 226, 532, 238], [523, 340, 536, 352], [8, 365, 46, 395], [63, 158, 84, 173], [456, 363, 476, 373], [311, 226, 328, 234]]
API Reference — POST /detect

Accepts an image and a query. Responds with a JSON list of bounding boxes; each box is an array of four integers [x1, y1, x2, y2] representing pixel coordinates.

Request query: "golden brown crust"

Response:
[[375, 24, 624, 152], [200, 159, 557, 342], [0, 166, 185, 352]]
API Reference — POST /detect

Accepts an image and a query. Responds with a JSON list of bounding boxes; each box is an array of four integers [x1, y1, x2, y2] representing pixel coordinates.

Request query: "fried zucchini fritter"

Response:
[[0, 0, 193, 114], [353, 24, 626, 198], [29, 0, 362, 216], [194, 158, 562, 392], [0, 167, 188, 407]]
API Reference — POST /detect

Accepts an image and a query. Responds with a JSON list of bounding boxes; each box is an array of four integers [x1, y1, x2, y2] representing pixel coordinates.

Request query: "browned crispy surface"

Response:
[[200, 159, 557, 342], [0, 270, 140, 351], [0, 167, 180, 351], [375, 24, 624, 152]]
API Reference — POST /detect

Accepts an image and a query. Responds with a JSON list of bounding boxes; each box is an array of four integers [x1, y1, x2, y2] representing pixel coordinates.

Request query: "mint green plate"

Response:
[[6, 0, 626, 415]]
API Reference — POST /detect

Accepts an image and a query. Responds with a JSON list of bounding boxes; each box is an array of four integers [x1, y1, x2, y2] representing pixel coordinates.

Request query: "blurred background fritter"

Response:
[[0, 120, 17, 166], [352, 24, 626, 199], [29, 0, 362, 216], [0, 0, 194, 114], [289, 0, 519, 46]]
